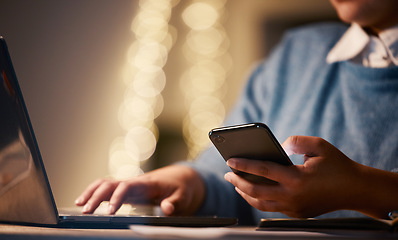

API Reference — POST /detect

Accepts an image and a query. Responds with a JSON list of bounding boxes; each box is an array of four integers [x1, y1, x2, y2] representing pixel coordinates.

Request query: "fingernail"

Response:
[[224, 173, 231, 182], [82, 203, 91, 213], [75, 197, 83, 205], [161, 200, 174, 216], [235, 187, 243, 195], [227, 159, 236, 168], [108, 204, 116, 215]]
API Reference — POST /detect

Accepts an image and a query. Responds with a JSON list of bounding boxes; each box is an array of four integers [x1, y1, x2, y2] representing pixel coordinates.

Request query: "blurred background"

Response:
[[0, 0, 337, 208]]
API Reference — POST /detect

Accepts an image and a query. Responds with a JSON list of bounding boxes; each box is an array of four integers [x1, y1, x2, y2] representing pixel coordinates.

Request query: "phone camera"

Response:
[[213, 135, 225, 144]]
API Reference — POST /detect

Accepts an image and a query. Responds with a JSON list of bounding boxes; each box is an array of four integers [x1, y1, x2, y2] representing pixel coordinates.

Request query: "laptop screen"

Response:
[[0, 37, 59, 225]]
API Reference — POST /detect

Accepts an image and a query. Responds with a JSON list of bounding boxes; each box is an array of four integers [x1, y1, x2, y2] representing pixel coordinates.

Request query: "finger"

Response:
[[160, 188, 187, 216], [160, 199, 175, 216], [224, 172, 283, 200], [282, 135, 331, 157], [75, 179, 109, 206], [108, 179, 156, 214], [82, 181, 118, 214], [234, 187, 284, 213], [107, 182, 131, 214], [227, 158, 297, 183]]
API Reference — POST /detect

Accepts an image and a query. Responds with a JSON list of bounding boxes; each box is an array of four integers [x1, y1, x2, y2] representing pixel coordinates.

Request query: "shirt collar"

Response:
[[379, 25, 398, 66], [326, 23, 369, 64], [326, 23, 398, 67]]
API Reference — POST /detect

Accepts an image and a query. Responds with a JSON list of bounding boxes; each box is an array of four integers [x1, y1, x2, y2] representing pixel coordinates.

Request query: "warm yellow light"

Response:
[[125, 126, 157, 161], [190, 61, 225, 89], [130, 42, 168, 70], [121, 97, 154, 122], [179, 60, 227, 102], [139, 0, 173, 19], [188, 96, 225, 133], [109, 0, 178, 178], [189, 96, 225, 116], [109, 150, 143, 179], [123, 93, 164, 118], [180, 0, 229, 159], [118, 95, 164, 130], [113, 164, 144, 180], [132, 70, 166, 98], [133, 23, 169, 43], [182, 2, 219, 30], [186, 27, 223, 55]]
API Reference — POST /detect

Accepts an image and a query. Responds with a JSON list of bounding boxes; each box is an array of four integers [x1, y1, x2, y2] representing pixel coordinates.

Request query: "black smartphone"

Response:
[[209, 122, 292, 184]]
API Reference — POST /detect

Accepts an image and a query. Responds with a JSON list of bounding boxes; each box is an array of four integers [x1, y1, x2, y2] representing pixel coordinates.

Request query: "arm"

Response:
[[224, 135, 398, 219]]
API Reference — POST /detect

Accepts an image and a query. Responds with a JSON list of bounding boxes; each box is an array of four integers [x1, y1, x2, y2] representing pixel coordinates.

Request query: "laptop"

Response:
[[0, 36, 238, 229]]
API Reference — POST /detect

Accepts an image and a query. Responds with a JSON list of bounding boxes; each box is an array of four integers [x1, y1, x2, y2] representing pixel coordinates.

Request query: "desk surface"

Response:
[[0, 224, 136, 240], [1, 223, 397, 240]]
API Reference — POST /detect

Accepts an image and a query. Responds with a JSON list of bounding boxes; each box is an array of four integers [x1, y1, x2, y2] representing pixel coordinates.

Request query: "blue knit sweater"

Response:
[[189, 22, 398, 225]]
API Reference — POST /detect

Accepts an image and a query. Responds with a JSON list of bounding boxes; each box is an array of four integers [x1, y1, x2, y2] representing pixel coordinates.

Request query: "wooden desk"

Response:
[[1, 223, 397, 240], [0, 224, 137, 240]]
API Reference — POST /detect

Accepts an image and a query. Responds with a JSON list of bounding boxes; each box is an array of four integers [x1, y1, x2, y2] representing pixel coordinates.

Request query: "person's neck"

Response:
[[360, 21, 398, 36], [363, 27, 379, 36]]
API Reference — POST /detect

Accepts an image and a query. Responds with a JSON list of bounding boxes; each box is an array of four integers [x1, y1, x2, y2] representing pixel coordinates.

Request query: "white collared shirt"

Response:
[[326, 23, 398, 68]]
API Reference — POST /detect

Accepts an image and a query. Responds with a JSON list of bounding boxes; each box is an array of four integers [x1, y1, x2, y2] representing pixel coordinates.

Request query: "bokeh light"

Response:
[[182, 2, 219, 30], [181, 0, 230, 159], [109, 0, 179, 180]]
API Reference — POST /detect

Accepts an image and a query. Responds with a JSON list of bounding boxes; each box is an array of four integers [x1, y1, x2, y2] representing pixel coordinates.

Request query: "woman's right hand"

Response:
[[75, 165, 205, 216]]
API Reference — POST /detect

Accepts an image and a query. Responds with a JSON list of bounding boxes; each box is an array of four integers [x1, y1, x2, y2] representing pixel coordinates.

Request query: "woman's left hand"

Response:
[[224, 136, 364, 218]]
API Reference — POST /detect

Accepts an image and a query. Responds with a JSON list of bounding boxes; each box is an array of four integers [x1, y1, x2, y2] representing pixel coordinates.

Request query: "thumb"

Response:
[[160, 188, 193, 216], [159, 188, 185, 216], [160, 198, 175, 216], [282, 136, 329, 157]]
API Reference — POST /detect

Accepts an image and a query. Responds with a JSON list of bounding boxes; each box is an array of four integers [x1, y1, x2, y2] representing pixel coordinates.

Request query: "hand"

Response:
[[75, 165, 205, 216], [224, 136, 396, 218]]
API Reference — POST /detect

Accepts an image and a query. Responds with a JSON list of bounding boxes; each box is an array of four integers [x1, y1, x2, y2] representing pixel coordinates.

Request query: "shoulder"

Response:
[[259, 22, 350, 67], [249, 22, 349, 94], [286, 22, 348, 40], [282, 22, 349, 50], [252, 22, 349, 79]]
